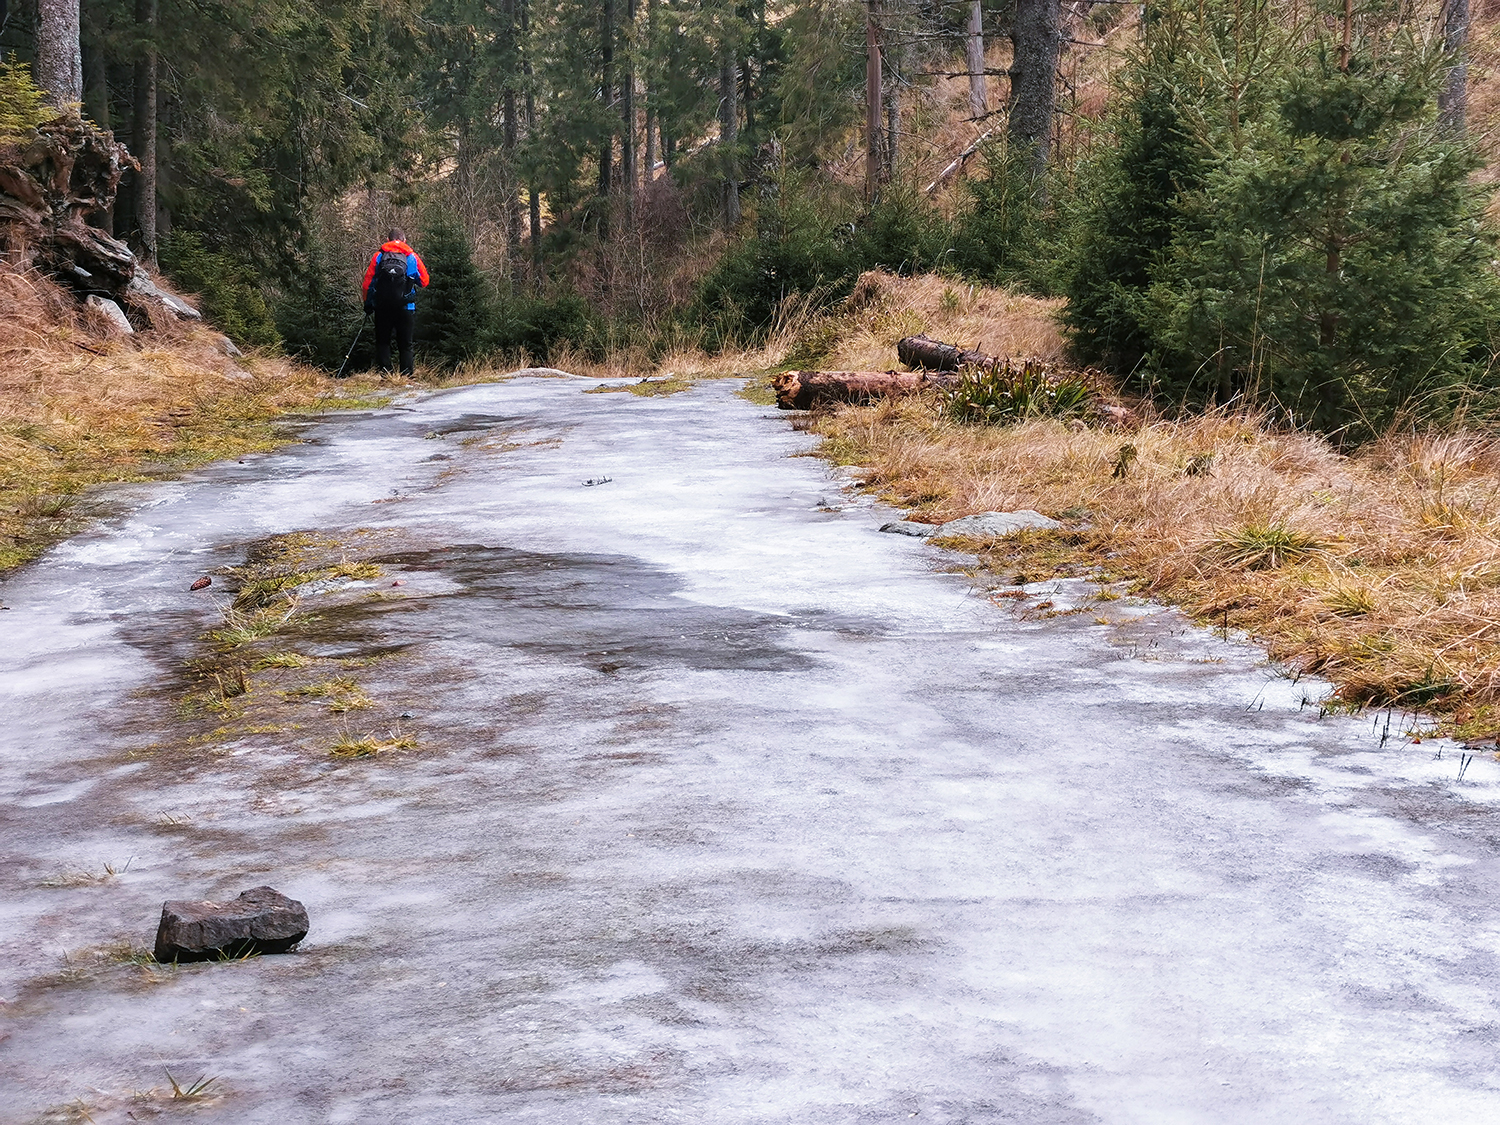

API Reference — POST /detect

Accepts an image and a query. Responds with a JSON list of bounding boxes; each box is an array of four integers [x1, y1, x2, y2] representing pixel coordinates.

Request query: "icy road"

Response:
[[5, 375, 1500, 1124]]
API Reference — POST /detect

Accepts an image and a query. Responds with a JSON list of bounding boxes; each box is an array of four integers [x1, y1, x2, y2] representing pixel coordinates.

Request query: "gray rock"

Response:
[[934, 510, 1062, 539], [154, 885, 309, 963], [85, 295, 133, 334], [216, 335, 244, 359], [879, 520, 938, 537], [127, 271, 203, 320]]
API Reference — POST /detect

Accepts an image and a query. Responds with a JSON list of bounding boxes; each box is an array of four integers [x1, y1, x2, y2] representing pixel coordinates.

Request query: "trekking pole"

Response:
[[335, 312, 370, 380]]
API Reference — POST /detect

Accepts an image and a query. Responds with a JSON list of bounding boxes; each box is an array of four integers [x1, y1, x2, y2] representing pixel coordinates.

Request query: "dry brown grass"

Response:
[[813, 394, 1500, 737], [576, 269, 1066, 386], [0, 263, 389, 570]]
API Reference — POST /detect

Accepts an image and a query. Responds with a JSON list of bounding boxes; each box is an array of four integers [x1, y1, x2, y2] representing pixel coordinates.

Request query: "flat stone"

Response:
[[154, 885, 309, 963], [128, 271, 203, 319], [934, 510, 1062, 539], [85, 295, 133, 334], [879, 520, 938, 537]]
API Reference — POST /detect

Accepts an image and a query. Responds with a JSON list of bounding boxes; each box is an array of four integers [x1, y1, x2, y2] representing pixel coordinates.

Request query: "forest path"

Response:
[[5, 375, 1500, 1124]]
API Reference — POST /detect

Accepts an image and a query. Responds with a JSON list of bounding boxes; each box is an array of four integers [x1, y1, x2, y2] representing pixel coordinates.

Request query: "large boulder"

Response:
[[154, 886, 309, 963]]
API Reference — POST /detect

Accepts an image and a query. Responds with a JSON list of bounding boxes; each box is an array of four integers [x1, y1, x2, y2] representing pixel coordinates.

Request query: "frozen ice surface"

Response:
[[3, 377, 1500, 1123]]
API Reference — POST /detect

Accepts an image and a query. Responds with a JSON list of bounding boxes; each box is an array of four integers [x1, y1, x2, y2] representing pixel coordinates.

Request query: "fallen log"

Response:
[[897, 333, 1000, 372], [925, 126, 997, 194], [773, 368, 958, 410]]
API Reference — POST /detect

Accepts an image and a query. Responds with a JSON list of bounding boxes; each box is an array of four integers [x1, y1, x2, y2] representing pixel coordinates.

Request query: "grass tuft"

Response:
[[1213, 522, 1327, 570], [944, 360, 1096, 425], [330, 732, 418, 758]]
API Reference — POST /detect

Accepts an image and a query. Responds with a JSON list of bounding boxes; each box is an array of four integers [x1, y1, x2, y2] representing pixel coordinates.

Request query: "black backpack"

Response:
[[372, 251, 411, 313]]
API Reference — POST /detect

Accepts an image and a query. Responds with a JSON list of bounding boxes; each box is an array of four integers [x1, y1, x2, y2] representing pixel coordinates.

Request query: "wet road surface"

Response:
[[5, 376, 1500, 1123]]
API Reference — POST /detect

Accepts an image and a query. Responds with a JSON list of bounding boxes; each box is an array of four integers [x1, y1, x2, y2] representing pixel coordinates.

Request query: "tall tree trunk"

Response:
[[82, 12, 108, 130], [622, 0, 637, 199], [644, 107, 657, 180], [864, 0, 882, 199], [884, 73, 898, 177], [1440, 0, 1469, 133], [966, 0, 986, 119], [36, 0, 83, 109], [599, 0, 615, 196], [719, 48, 740, 229], [522, 0, 542, 282], [1008, 0, 1060, 178], [643, 0, 656, 181], [133, 0, 158, 262]]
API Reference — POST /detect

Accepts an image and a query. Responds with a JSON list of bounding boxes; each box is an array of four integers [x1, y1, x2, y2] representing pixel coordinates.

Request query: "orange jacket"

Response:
[[361, 240, 431, 305]]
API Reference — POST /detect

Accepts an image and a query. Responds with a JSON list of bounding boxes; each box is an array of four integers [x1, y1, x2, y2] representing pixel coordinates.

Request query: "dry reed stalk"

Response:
[[813, 394, 1500, 736]]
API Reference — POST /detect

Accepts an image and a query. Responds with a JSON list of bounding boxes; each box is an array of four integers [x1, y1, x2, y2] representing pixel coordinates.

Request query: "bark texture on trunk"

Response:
[[1008, 0, 1060, 176], [1440, 0, 1470, 133], [599, 0, 615, 195], [719, 49, 740, 228], [643, 0, 656, 179], [898, 334, 998, 372], [36, 0, 83, 109], [864, 0, 882, 198], [133, 0, 158, 262], [522, 0, 541, 279], [885, 71, 898, 177], [966, 0, 986, 119], [622, 0, 637, 197]]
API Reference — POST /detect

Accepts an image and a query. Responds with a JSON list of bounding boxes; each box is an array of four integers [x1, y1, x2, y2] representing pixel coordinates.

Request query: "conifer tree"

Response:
[[414, 212, 494, 368]]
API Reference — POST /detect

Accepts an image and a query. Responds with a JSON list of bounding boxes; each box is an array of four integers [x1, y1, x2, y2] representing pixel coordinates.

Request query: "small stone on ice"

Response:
[[154, 886, 309, 963], [880, 521, 937, 537]]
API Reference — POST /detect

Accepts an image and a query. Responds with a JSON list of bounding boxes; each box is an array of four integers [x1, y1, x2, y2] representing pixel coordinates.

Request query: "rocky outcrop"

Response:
[[154, 886, 309, 963]]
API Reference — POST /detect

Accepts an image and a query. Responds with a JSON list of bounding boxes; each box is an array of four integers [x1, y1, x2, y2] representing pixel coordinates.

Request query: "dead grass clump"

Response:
[[811, 396, 1500, 735], [0, 262, 388, 571]]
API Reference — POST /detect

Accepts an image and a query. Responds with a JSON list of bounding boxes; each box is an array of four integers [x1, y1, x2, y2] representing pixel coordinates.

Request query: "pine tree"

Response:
[[1143, 9, 1500, 430], [413, 213, 494, 368]]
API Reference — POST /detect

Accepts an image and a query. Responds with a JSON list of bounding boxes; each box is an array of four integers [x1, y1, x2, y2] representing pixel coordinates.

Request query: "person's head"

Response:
[[387, 227, 407, 244]]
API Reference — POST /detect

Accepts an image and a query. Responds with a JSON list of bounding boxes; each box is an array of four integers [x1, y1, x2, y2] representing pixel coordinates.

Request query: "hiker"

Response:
[[362, 228, 430, 378]]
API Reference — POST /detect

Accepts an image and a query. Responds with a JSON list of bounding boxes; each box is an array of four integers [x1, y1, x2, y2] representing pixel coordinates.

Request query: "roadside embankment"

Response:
[[810, 394, 1500, 738], [0, 262, 386, 570]]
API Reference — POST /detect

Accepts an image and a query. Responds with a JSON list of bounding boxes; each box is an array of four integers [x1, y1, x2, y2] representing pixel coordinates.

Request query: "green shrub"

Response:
[[159, 231, 281, 348], [414, 213, 495, 369], [493, 291, 599, 363], [949, 143, 1060, 293], [944, 361, 1095, 425], [1062, 0, 1500, 434], [857, 188, 949, 276], [274, 232, 367, 371], [0, 57, 51, 145]]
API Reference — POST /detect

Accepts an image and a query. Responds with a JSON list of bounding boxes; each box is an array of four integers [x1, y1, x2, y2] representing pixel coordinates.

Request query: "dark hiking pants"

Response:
[[374, 308, 415, 377]]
